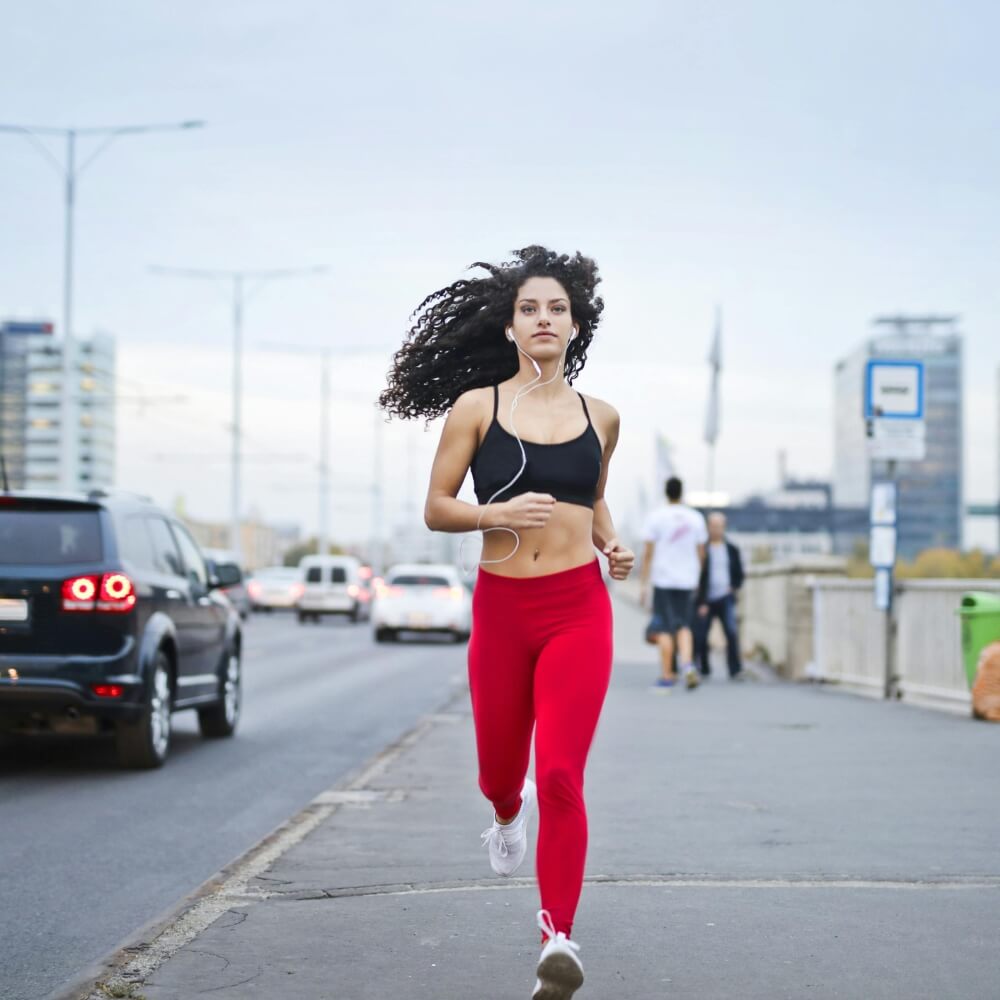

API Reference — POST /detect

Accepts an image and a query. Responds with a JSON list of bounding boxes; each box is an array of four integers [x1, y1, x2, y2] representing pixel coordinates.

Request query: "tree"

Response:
[[896, 548, 1000, 580], [283, 538, 345, 566]]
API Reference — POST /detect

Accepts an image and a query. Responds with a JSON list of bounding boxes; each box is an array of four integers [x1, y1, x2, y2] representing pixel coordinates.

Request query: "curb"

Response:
[[48, 686, 468, 1000]]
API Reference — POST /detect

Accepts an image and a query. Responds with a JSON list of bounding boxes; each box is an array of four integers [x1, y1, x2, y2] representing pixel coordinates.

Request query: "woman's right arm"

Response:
[[424, 390, 555, 533]]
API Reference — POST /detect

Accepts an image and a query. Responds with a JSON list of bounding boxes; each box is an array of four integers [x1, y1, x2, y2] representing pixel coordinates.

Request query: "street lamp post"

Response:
[[152, 266, 326, 560], [258, 345, 392, 565], [0, 120, 205, 491]]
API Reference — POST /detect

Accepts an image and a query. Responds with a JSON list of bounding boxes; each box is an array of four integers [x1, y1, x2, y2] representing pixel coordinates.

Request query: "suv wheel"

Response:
[[198, 648, 241, 738], [115, 651, 172, 769]]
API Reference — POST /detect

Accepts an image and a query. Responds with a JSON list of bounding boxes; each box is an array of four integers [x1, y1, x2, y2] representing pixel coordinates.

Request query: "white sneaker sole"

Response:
[[533, 951, 585, 999]]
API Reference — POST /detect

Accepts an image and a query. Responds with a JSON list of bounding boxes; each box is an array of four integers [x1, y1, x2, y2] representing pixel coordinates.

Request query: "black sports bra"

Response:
[[470, 385, 604, 509]]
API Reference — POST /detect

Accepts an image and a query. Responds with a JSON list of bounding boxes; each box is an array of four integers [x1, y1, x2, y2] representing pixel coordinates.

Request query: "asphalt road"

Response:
[[0, 612, 467, 1000]]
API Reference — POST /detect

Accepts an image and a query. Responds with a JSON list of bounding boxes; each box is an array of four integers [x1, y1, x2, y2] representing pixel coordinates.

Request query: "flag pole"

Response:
[[704, 305, 722, 496]]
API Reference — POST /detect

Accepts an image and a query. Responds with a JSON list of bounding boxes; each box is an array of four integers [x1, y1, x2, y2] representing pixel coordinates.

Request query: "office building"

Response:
[[0, 320, 115, 492]]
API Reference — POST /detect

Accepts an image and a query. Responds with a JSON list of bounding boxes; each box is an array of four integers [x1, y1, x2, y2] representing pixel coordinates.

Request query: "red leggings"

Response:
[[468, 559, 613, 937]]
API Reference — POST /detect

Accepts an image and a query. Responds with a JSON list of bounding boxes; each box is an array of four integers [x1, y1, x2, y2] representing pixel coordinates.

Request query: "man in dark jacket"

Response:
[[695, 512, 745, 679]]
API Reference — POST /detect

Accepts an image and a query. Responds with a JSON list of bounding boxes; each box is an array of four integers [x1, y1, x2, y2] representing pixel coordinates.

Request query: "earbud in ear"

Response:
[[570, 329, 578, 341], [506, 329, 515, 342]]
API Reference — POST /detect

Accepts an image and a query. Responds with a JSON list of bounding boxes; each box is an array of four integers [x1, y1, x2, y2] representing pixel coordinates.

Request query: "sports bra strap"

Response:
[[491, 384, 591, 427]]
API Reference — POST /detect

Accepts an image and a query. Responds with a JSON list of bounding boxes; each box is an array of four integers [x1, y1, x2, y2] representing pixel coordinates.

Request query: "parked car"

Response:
[[297, 554, 371, 623], [372, 563, 472, 643], [246, 566, 304, 612], [0, 490, 242, 768], [202, 548, 251, 619]]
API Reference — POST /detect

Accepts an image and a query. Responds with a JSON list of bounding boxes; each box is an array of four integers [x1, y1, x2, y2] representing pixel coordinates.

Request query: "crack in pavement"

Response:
[[255, 873, 1000, 901]]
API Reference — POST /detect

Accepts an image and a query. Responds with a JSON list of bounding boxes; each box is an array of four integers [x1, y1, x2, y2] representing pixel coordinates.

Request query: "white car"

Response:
[[297, 554, 371, 623], [372, 563, 472, 643], [247, 566, 304, 612]]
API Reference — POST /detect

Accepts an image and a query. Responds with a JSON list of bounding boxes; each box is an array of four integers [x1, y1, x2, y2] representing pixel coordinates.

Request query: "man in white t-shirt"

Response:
[[639, 477, 708, 690]]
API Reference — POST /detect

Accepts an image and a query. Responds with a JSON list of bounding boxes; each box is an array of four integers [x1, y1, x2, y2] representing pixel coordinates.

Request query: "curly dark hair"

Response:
[[379, 245, 604, 421]]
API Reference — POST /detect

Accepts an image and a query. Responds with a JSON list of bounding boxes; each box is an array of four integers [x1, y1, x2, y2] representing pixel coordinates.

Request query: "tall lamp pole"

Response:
[[260, 345, 390, 566], [151, 266, 326, 559], [0, 120, 205, 490]]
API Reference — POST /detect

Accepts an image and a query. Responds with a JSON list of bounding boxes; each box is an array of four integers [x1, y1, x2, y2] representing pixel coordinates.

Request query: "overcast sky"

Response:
[[3, 0, 998, 549]]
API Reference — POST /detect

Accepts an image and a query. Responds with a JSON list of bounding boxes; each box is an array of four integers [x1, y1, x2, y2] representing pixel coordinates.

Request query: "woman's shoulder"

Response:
[[578, 392, 620, 427], [448, 386, 494, 432]]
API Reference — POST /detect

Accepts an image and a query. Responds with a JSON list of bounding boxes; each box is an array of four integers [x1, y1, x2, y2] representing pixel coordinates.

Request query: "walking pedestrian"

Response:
[[694, 512, 745, 679], [380, 245, 634, 999], [639, 476, 707, 690]]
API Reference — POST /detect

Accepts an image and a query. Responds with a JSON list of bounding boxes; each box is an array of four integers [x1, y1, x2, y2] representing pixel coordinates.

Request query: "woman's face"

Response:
[[508, 276, 577, 358]]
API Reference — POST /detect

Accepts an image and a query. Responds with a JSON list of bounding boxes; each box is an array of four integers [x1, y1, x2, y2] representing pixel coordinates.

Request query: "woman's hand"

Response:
[[602, 538, 634, 580], [490, 493, 556, 530]]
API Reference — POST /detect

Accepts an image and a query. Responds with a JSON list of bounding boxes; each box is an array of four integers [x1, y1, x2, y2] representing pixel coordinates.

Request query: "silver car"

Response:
[[246, 566, 304, 612], [372, 563, 472, 643]]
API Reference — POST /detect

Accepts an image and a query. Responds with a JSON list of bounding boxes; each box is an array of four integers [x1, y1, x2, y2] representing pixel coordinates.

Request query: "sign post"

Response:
[[865, 360, 924, 699]]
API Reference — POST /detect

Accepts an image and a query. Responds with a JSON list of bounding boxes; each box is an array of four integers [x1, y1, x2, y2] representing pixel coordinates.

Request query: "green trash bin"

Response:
[[958, 592, 1000, 690]]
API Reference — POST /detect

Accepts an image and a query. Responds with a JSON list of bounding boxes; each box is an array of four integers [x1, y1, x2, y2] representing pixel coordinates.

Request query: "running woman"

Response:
[[380, 246, 633, 999]]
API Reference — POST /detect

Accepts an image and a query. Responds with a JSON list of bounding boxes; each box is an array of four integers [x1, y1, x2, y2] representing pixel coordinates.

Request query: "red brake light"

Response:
[[98, 573, 137, 613], [347, 584, 360, 598], [62, 573, 136, 613], [62, 575, 99, 611], [91, 683, 124, 698], [247, 581, 262, 597]]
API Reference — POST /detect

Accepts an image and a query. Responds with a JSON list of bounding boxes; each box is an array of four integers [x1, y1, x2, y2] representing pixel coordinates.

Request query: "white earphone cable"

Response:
[[459, 327, 576, 575]]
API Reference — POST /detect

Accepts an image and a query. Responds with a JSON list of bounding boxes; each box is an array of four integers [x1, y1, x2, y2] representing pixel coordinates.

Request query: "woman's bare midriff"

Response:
[[480, 501, 597, 578]]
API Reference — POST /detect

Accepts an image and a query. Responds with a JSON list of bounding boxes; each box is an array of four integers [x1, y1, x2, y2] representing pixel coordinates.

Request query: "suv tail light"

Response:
[[62, 575, 99, 611], [62, 574, 137, 614], [433, 586, 465, 602], [99, 573, 137, 612]]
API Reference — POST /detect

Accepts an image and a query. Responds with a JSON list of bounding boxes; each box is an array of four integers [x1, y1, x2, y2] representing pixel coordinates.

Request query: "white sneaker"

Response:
[[480, 778, 536, 877], [532, 910, 584, 999]]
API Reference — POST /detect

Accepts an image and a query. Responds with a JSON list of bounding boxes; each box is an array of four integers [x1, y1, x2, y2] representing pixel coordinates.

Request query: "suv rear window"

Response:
[[391, 574, 451, 587], [306, 567, 322, 583], [0, 509, 103, 565]]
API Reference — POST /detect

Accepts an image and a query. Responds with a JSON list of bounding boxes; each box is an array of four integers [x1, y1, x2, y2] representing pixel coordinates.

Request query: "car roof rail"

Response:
[[86, 487, 155, 504]]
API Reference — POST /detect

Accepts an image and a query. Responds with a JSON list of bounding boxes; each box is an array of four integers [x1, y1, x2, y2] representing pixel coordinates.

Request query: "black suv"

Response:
[[0, 491, 242, 768]]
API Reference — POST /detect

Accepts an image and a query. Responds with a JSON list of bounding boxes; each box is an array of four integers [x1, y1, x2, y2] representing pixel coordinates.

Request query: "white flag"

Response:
[[704, 307, 722, 446], [655, 432, 675, 488]]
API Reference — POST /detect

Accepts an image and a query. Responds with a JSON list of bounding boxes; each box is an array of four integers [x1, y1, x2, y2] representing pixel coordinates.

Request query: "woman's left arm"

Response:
[[590, 398, 635, 581]]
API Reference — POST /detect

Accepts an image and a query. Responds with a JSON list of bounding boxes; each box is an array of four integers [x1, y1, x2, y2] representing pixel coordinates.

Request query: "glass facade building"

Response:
[[0, 321, 115, 492], [833, 321, 963, 559]]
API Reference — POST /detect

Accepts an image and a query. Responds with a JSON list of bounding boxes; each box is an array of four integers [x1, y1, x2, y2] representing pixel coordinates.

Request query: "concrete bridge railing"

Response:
[[742, 562, 1000, 713]]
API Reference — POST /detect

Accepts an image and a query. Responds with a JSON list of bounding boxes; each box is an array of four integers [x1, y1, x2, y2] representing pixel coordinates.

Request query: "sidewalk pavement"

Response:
[[78, 594, 1000, 1000]]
